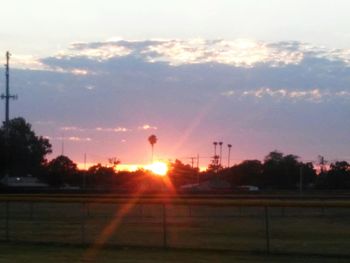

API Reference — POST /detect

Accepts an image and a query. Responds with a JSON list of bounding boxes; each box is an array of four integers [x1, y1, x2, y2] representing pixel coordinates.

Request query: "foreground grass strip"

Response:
[[1, 196, 350, 208], [0, 243, 349, 263]]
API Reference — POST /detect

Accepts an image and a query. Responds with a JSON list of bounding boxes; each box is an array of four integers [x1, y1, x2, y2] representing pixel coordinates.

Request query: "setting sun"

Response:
[[145, 161, 168, 176]]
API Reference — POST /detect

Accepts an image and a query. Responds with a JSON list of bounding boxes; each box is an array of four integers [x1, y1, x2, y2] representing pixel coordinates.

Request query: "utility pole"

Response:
[[190, 157, 195, 168], [83, 153, 87, 190], [1, 52, 17, 124], [227, 144, 232, 168], [196, 154, 200, 184], [213, 141, 218, 173], [61, 133, 65, 156]]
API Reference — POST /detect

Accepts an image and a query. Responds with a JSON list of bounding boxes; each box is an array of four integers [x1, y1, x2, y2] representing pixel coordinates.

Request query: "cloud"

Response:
[[144, 39, 304, 67], [138, 124, 158, 130], [67, 136, 92, 142], [0, 53, 93, 74], [85, 85, 95, 90], [58, 42, 132, 61], [241, 88, 287, 98], [95, 127, 131, 132], [58, 126, 131, 133], [70, 68, 89, 75], [222, 87, 350, 102], [335, 91, 350, 97], [1, 54, 45, 70], [288, 89, 323, 101], [34, 39, 350, 71], [44, 136, 92, 142], [6, 39, 350, 76], [60, 126, 86, 132]]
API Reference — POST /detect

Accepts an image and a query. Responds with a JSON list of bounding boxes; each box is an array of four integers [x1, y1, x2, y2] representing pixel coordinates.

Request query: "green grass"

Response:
[[0, 243, 349, 263], [0, 201, 350, 256]]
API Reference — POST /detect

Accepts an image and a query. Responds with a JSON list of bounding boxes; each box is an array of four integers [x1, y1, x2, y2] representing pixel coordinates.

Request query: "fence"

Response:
[[0, 195, 350, 256]]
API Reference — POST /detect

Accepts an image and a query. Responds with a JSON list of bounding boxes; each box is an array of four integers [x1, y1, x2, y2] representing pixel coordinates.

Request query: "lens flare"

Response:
[[146, 161, 168, 176]]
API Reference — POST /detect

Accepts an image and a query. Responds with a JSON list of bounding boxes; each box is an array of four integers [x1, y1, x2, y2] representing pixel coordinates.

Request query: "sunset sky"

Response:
[[1, 0, 350, 168]]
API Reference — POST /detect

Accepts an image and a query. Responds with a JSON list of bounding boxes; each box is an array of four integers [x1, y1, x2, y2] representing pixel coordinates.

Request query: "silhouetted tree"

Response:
[[317, 161, 350, 189], [0, 117, 51, 177], [299, 162, 317, 188], [262, 151, 301, 189], [223, 160, 263, 187], [46, 155, 78, 187], [116, 169, 167, 193], [317, 155, 328, 175], [87, 164, 116, 190], [207, 155, 221, 173], [168, 159, 198, 187]]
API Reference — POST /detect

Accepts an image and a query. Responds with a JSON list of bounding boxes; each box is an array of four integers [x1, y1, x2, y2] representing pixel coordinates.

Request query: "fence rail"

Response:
[[0, 196, 350, 255], [2, 195, 350, 207]]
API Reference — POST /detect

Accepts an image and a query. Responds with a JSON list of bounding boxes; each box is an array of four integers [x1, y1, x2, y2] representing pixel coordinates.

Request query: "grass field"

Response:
[[0, 199, 350, 257], [0, 243, 349, 263]]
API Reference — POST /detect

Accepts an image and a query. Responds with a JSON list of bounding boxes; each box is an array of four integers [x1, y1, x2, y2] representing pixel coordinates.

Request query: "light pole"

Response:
[[219, 142, 223, 167], [213, 141, 218, 156], [213, 141, 218, 170]]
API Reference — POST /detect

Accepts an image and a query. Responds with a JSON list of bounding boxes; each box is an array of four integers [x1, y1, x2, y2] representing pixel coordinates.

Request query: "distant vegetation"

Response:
[[1, 117, 350, 191]]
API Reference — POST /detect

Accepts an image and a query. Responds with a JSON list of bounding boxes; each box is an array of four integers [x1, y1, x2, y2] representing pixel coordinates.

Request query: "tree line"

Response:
[[1, 117, 350, 191]]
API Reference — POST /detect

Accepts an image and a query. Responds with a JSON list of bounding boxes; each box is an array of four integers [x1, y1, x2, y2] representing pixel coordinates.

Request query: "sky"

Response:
[[1, 0, 350, 168]]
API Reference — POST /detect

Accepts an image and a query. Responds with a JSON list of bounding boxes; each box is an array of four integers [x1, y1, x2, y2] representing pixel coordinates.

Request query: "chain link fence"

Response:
[[0, 197, 349, 256]]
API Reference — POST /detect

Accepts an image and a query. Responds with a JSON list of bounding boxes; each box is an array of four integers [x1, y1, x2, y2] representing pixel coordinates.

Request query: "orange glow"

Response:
[[77, 163, 144, 172], [115, 164, 139, 172], [145, 161, 168, 176], [77, 162, 207, 173], [77, 162, 96, 170]]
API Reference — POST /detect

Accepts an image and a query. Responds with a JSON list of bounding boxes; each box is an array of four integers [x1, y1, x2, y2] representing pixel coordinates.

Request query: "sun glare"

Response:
[[146, 161, 168, 176]]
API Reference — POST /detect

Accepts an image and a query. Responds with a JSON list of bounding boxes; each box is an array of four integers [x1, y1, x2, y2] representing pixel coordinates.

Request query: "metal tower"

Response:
[[1, 51, 17, 124]]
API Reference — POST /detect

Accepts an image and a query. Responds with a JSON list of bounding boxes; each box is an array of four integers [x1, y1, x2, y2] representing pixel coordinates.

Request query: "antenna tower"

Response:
[[1, 51, 18, 124]]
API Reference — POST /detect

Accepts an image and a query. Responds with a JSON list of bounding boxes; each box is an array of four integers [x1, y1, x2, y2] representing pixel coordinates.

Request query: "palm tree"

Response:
[[227, 144, 232, 168], [148, 135, 158, 162]]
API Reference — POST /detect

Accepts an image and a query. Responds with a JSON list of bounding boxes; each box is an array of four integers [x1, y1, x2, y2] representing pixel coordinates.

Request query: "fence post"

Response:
[[5, 201, 9, 241], [264, 206, 270, 253], [81, 202, 86, 244], [162, 203, 167, 248]]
